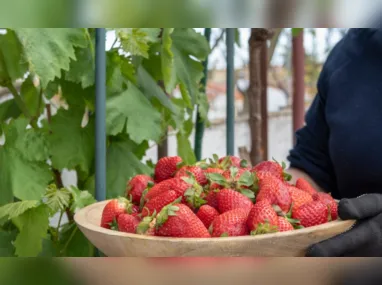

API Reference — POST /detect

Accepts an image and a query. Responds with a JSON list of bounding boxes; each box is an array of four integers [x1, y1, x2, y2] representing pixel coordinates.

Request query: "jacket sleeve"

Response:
[[287, 52, 338, 193]]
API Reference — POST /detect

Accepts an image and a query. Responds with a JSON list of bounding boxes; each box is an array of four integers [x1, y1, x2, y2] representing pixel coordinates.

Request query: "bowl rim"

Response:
[[74, 199, 355, 243]]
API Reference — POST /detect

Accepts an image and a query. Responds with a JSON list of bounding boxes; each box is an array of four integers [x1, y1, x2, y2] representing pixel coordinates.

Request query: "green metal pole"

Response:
[[95, 28, 106, 202], [194, 28, 211, 161], [226, 28, 235, 156]]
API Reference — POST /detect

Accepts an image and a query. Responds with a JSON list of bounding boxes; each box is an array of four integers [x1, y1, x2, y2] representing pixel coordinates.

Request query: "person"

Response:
[[286, 28, 382, 257]]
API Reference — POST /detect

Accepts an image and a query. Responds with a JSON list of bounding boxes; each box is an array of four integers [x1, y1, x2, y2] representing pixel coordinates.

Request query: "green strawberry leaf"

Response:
[[229, 166, 238, 180], [239, 189, 255, 200], [205, 173, 226, 185], [43, 184, 71, 214], [13, 204, 50, 257], [240, 159, 249, 168], [14, 28, 88, 88], [238, 171, 255, 187], [220, 232, 229, 237]]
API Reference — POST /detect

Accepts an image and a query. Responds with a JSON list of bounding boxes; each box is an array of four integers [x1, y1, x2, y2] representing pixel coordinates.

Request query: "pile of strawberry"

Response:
[[100, 155, 338, 238]]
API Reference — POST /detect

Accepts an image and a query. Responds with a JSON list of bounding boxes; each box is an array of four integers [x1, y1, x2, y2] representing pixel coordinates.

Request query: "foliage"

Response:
[[0, 28, 210, 256]]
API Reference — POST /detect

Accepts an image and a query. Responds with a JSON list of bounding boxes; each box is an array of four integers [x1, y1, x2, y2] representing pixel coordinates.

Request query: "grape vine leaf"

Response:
[[66, 186, 96, 213], [0, 200, 40, 222], [48, 107, 95, 176], [43, 184, 71, 214], [14, 28, 88, 88], [106, 81, 162, 144], [13, 204, 50, 257], [167, 28, 210, 105], [176, 132, 196, 165], [59, 223, 94, 257], [0, 230, 16, 256], [106, 137, 152, 198], [118, 28, 160, 58], [0, 99, 21, 133], [0, 118, 52, 204], [106, 50, 135, 96], [0, 29, 28, 85], [161, 28, 176, 94], [20, 75, 43, 115]]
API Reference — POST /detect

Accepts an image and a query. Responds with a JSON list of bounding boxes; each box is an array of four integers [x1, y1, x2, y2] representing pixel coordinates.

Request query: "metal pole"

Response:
[[292, 31, 305, 145], [226, 28, 235, 156], [260, 40, 268, 160], [95, 28, 106, 202], [194, 28, 211, 161]]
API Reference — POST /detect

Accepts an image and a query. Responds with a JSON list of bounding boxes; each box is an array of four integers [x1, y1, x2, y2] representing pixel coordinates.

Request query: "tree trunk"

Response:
[[248, 29, 273, 166]]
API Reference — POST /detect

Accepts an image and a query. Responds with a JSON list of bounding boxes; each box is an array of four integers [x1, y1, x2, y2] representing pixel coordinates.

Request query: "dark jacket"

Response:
[[288, 28, 382, 199]]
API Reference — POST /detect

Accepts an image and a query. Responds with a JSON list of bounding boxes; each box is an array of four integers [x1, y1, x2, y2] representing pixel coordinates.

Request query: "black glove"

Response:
[[305, 194, 382, 257]]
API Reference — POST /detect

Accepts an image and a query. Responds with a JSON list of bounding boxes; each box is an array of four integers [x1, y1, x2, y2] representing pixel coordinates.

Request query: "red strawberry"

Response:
[[101, 198, 132, 229], [197, 205, 219, 228], [292, 200, 329, 227], [216, 188, 253, 214], [288, 186, 313, 209], [204, 168, 224, 175], [295, 178, 317, 195], [210, 208, 250, 237], [144, 178, 189, 201], [247, 200, 278, 234], [175, 166, 208, 186], [142, 190, 180, 217], [313, 192, 338, 220], [205, 190, 219, 210], [126, 174, 153, 204], [218, 156, 242, 168], [155, 203, 211, 238], [277, 216, 294, 232], [136, 215, 157, 236], [257, 175, 292, 212], [252, 161, 284, 180], [154, 156, 182, 183], [117, 214, 140, 233]]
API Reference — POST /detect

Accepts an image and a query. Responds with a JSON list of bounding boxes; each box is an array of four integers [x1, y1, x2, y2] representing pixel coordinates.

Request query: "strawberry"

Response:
[[210, 208, 250, 237], [126, 174, 153, 204], [313, 192, 338, 220], [216, 188, 253, 214], [292, 200, 329, 227], [206, 167, 257, 199], [197, 205, 219, 228], [136, 215, 158, 236], [252, 159, 292, 181], [205, 190, 219, 210], [141, 190, 180, 217], [204, 168, 224, 175], [277, 216, 294, 232], [101, 198, 133, 229], [256, 175, 292, 212], [154, 156, 182, 183], [132, 205, 140, 214], [175, 166, 208, 186], [288, 186, 313, 209], [218, 156, 243, 168], [144, 178, 189, 201], [155, 203, 211, 238], [117, 213, 140, 233], [295, 178, 317, 195], [247, 200, 278, 234]]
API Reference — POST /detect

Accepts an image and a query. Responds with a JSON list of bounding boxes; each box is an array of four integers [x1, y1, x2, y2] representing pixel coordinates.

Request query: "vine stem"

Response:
[[60, 225, 78, 255], [56, 210, 64, 236], [6, 82, 37, 129]]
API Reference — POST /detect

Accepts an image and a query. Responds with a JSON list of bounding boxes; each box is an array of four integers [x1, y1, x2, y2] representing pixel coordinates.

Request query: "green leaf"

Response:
[[118, 28, 160, 58], [239, 189, 255, 199], [0, 99, 21, 132], [0, 200, 39, 221], [238, 171, 255, 187], [67, 186, 96, 213], [170, 28, 210, 105], [196, 91, 209, 123], [161, 28, 176, 93], [106, 82, 162, 144], [0, 118, 52, 204], [59, 223, 94, 257], [0, 29, 28, 84], [106, 137, 152, 198], [44, 79, 60, 99], [20, 75, 41, 115], [206, 173, 226, 185], [292, 28, 303, 37], [13, 204, 50, 257], [220, 232, 229, 237], [0, 230, 16, 256], [14, 28, 88, 88], [65, 40, 95, 88], [43, 184, 71, 214], [14, 127, 49, 162], [176, 132, 196, 165], [48, 107, 95, 176], [234, 28, 241, 47]]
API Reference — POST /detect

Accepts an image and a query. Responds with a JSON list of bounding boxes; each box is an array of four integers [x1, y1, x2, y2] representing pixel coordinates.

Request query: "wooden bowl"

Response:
[[74, 200, 355, 257]]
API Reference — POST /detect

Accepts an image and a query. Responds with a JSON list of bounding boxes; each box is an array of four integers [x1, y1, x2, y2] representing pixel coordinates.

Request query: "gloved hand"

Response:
[[305, 194, 382, 257]]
